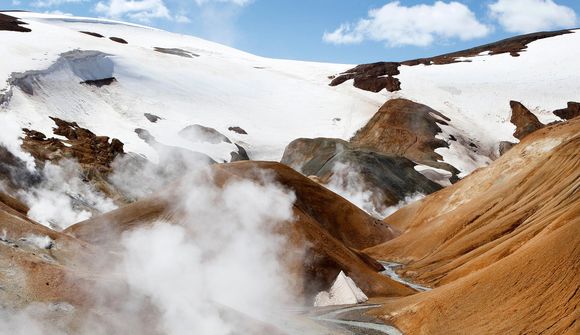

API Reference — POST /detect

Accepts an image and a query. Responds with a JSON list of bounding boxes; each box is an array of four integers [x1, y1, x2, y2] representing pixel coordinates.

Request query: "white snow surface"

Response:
[[0, 12, 383, 163], [314, 271, 368, 307], [1, 12, 579, 174]]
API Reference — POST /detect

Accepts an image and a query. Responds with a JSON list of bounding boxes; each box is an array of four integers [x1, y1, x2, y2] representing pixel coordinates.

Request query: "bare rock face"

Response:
[[281, 138, 441, 210], [281, 137, 350, 175], [330, 30, 572, 93], [553, 101, 580, 120], [351, 98, 458, 175], [0, 13, 31, 32], [22, 117, 124, 174], [509, 100, 544, 140]]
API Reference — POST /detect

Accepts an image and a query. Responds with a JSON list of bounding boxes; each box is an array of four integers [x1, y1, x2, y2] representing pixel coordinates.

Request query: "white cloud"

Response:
[[489, 0, 577, 33], [323, 1, 491, 47], [95, 0, 171, 22], [31, 0, 85, 8], [194, 0, 253, 6]]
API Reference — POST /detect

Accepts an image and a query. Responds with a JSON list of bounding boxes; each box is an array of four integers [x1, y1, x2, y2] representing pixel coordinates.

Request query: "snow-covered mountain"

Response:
[[2, 12, 578, 176], [0, 12, 384, 165]]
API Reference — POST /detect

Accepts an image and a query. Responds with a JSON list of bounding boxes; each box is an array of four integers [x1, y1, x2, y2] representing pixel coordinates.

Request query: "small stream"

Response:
[[312, 304, 402, 335], [379, 261, 431, 292]]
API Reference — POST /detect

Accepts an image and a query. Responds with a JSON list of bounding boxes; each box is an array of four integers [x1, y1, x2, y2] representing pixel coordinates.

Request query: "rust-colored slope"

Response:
[[66, 161, 414, 298], [0, 193, 97, 308], [364, 118, 579, 334]]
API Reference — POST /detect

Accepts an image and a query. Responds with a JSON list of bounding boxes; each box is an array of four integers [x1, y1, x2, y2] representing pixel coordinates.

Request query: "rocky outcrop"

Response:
[[351, 98, 458, 175], [510, 100, 544, 140], [0, 13, 31, 32], [281, 138, 441, 211], [330, 30, 572, 93], [330, 62, 401, 92], [553, 101, 580, 120], [365, 119, 580, 334], [22, 117, 124, 174]]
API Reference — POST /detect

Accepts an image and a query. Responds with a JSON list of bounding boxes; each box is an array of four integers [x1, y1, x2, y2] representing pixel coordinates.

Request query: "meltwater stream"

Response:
[[379, 261, 431, 292]]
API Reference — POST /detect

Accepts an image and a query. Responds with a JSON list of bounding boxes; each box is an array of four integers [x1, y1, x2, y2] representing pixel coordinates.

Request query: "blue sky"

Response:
[[4, 1, 580, 64]]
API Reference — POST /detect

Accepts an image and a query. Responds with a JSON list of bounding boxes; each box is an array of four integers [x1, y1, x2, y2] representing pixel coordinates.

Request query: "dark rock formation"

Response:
[[553, 101, 580, 120], [510, 101, 544, 140], [81, 77, 116, 87], [109, 37, 128, 44], [281, 137, 350, 175], [144, 113, 162, 123], [154, 47, 199, 58], [22, 117, 124, 174], [79, 31, 104, 38], [228, 126, 248, 135], [0, 13, 31, 32], [230, 144, 249, 162], [281, 138, 441, 210], [351, 98, 458, 175]]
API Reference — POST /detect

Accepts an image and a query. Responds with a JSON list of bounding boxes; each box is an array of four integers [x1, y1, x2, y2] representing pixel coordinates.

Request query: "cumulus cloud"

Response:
[[323, 1, 490, 47], [95, 0, 172, 22], [489, 0, 578, 33]]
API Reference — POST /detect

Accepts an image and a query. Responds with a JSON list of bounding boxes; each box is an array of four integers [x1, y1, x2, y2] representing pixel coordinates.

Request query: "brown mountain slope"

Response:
[[363, 118, 580, 334], [66, 161, 415, 299]]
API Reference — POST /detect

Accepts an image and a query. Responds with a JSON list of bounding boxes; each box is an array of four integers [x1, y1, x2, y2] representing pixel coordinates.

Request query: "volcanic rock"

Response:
[[553, 101, 580, 120], [510, 100, 544, 140]]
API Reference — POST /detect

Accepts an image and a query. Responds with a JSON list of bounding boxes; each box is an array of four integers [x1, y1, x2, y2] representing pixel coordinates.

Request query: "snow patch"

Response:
[[314, 271, 368, 307]]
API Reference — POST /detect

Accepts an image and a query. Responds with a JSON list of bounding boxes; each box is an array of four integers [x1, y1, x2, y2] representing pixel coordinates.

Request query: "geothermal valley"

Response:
[[0, 10, 578, 335]]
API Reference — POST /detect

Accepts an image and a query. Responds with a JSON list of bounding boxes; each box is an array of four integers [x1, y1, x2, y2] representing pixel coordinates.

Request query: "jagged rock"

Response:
[[22, 117, 124, 173], [0, 13, 31, 32], [509, 100, 544, 140], [553, 101, 580, 120]]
